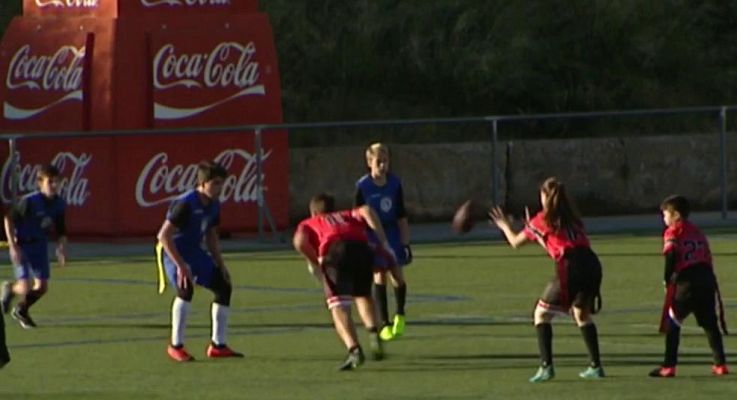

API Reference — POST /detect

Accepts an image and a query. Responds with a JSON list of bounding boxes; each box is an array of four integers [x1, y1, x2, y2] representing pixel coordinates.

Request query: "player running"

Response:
[[294, 193, 397, 370], [1, 165, 67, 329]]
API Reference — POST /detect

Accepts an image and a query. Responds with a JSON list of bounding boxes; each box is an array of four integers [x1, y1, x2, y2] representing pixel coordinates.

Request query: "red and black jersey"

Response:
[[663, 220, 712, 273], [296, 209, 369, 258], [524, 211, 590, 262]]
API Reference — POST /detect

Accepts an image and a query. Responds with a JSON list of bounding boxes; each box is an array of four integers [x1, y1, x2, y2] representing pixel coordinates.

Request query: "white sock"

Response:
[[211, 303, 230, 346], [171, 297, 191, 347]]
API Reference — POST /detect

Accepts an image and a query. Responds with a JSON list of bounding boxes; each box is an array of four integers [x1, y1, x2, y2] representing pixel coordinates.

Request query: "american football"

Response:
[[451, 199, 475, 234]]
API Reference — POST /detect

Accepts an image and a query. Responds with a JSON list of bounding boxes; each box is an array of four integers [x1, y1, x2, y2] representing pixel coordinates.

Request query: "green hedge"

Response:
[[3, 1, 737, 144]]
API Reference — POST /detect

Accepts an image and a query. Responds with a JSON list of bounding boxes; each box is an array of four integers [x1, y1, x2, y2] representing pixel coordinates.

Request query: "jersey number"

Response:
[[683, 240, 707, 261], [324, 213, 346, 226]]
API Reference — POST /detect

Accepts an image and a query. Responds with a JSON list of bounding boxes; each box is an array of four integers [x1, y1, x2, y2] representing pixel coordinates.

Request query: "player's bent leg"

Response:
[[573, 306, 604, 378], [531, 301, 557, 382], [168, 284, 195, 362], [205, 271, 243, 358], [328, 297, 365, 370], [0, 281, 14, 315], [354, 296, 382, 361], [388, 266, 407, 338]]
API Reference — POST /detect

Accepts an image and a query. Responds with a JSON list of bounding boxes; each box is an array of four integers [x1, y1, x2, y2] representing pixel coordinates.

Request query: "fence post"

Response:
[[719, 107, 728, 219], [255, 128, 264, 239], [8, 137, 18, 205], [490, 119, 499, 206]]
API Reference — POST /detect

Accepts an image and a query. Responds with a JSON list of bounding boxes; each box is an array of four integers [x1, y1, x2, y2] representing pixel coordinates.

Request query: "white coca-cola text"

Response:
[[141, 0, 230, 7], [1, 152, 91, 206], [35, 0, 99, 9], [135, 148, 271, 207], [153, 42, 260, 91], [6, 44, 85, 93]]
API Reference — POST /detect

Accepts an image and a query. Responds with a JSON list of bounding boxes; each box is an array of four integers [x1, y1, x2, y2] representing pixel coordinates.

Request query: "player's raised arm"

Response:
[[488, 206, 529, 248]]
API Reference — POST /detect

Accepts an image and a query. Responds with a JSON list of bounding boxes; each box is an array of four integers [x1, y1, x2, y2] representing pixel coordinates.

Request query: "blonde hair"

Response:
[[365, 142, 390, 164]]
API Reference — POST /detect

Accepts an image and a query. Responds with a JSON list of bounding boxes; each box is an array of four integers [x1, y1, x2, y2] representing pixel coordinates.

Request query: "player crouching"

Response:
[[156, 161, 243, 362], [293, 193, 397, 371]]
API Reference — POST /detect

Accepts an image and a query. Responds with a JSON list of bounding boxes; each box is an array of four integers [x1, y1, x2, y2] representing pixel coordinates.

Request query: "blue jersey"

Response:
[[11, 191, 66, 244], [166, 190, 220, 252], [354, 173, 407, 251]]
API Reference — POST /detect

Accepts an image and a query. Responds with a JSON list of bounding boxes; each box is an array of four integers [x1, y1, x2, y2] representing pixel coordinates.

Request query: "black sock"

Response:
[[18, 290, 42, 311], [664, 321, 681, 367], [0, 314, 8, 360], [580, 323, 601, 368], [394, 283, 407, 316], [536, 323, 553, 367], [703, 324, 726, 365], [373, 284, 389, 327], [367, 326, 378, 334]]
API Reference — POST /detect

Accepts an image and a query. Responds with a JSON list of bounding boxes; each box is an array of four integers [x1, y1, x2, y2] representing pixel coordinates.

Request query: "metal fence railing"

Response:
[[2, 105, 735, 238]]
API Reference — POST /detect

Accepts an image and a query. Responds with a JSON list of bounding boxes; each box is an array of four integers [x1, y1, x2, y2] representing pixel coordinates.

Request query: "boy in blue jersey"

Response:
[[155, 161, 243, 362], [1, 165, 67, 329], [354, 143, 410, 341]]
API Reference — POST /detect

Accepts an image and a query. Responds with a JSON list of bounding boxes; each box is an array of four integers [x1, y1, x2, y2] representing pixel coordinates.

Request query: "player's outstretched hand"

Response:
[[488, 206, 510, 230]]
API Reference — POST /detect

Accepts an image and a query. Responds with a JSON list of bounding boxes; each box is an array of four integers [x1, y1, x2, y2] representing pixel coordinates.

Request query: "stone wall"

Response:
[[288, 133, 736, 222]]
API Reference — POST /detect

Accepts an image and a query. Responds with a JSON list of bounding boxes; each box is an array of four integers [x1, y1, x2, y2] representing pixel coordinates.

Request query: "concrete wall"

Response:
[[288, 133, 736, 222]]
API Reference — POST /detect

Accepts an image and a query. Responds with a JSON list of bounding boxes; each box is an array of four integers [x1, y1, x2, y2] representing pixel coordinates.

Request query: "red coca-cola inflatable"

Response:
[[0, 1, 288, 236]]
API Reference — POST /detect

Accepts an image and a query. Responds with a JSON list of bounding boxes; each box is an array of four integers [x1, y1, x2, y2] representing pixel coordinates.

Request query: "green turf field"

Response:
[[1, 232, 735, 399]]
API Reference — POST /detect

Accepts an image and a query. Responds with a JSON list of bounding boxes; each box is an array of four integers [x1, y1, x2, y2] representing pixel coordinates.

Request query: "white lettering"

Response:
[[35, 0, 99, 9], [134, 149, 271, 207], [0, 152, 91, 206]]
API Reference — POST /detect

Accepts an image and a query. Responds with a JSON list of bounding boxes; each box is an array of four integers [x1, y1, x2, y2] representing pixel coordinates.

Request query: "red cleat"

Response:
[[167, 345, 195, 362], [712, 364, 730, 376], [648, 366, 676, 378], [206, 344, 244, 358]]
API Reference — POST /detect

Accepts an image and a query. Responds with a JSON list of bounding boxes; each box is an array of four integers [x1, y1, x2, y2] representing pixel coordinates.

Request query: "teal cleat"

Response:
[[529, 365, 555, 383], [579, 366, 605, 379]]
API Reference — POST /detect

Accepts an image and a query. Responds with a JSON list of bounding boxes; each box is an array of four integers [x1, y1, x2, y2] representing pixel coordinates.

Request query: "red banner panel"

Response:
[[114, 130, 288, 235], [0, 19, 92, 131], [0, 136, 116, 235], [23, 0, 259, 18], [148, 18, 282, 127]]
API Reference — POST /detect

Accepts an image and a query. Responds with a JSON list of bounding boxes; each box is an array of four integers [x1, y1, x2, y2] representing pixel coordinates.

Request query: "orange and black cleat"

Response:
[[206, 343, 244, 358], [167, 345, 195, 362], [648, 366, 676, 378]]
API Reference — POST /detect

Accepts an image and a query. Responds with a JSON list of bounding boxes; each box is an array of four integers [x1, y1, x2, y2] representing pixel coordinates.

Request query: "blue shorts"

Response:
[[368, 237, 408, 269], [14, 242, 50, 281], [160, 247, 218, 290]]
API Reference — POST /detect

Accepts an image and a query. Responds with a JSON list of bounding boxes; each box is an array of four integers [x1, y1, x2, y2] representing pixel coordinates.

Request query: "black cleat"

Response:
[[11, 307, 36, 329], [369, 332, 384, 361], [0, 351, 9, 369], [337, 347, 365, 371], [0, 282, 13, 314]]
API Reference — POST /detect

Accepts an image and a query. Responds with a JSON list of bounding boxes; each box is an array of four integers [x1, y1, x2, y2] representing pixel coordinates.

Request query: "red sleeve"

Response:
[[663, 226, 678, 254], [524, 212, 547, 242], [296, 220, 320, 250]]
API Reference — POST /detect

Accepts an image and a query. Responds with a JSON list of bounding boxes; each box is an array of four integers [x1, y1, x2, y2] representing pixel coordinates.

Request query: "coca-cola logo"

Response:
[[152, 42, 265, 120], [4, 44, 85, 120], [35, 0, 99, 8], [1, 152, 91, 206], [135, 148, 272, 207], [141, 0, 231, 7]]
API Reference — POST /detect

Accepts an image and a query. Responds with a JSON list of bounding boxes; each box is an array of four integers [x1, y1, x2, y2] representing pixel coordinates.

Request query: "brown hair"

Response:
[[309, 193, 336, 215], [660, 195, 690, 218], [540, 177, 582, 231], [197, 160, 227, 185], [37, 164, 60, 181]]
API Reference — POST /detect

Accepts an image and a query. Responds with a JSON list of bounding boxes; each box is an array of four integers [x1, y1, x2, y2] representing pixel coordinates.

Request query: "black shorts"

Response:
[[671, 265, 718, 327], [322, 240, 374, 305], [540, 247, 602, 313]]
